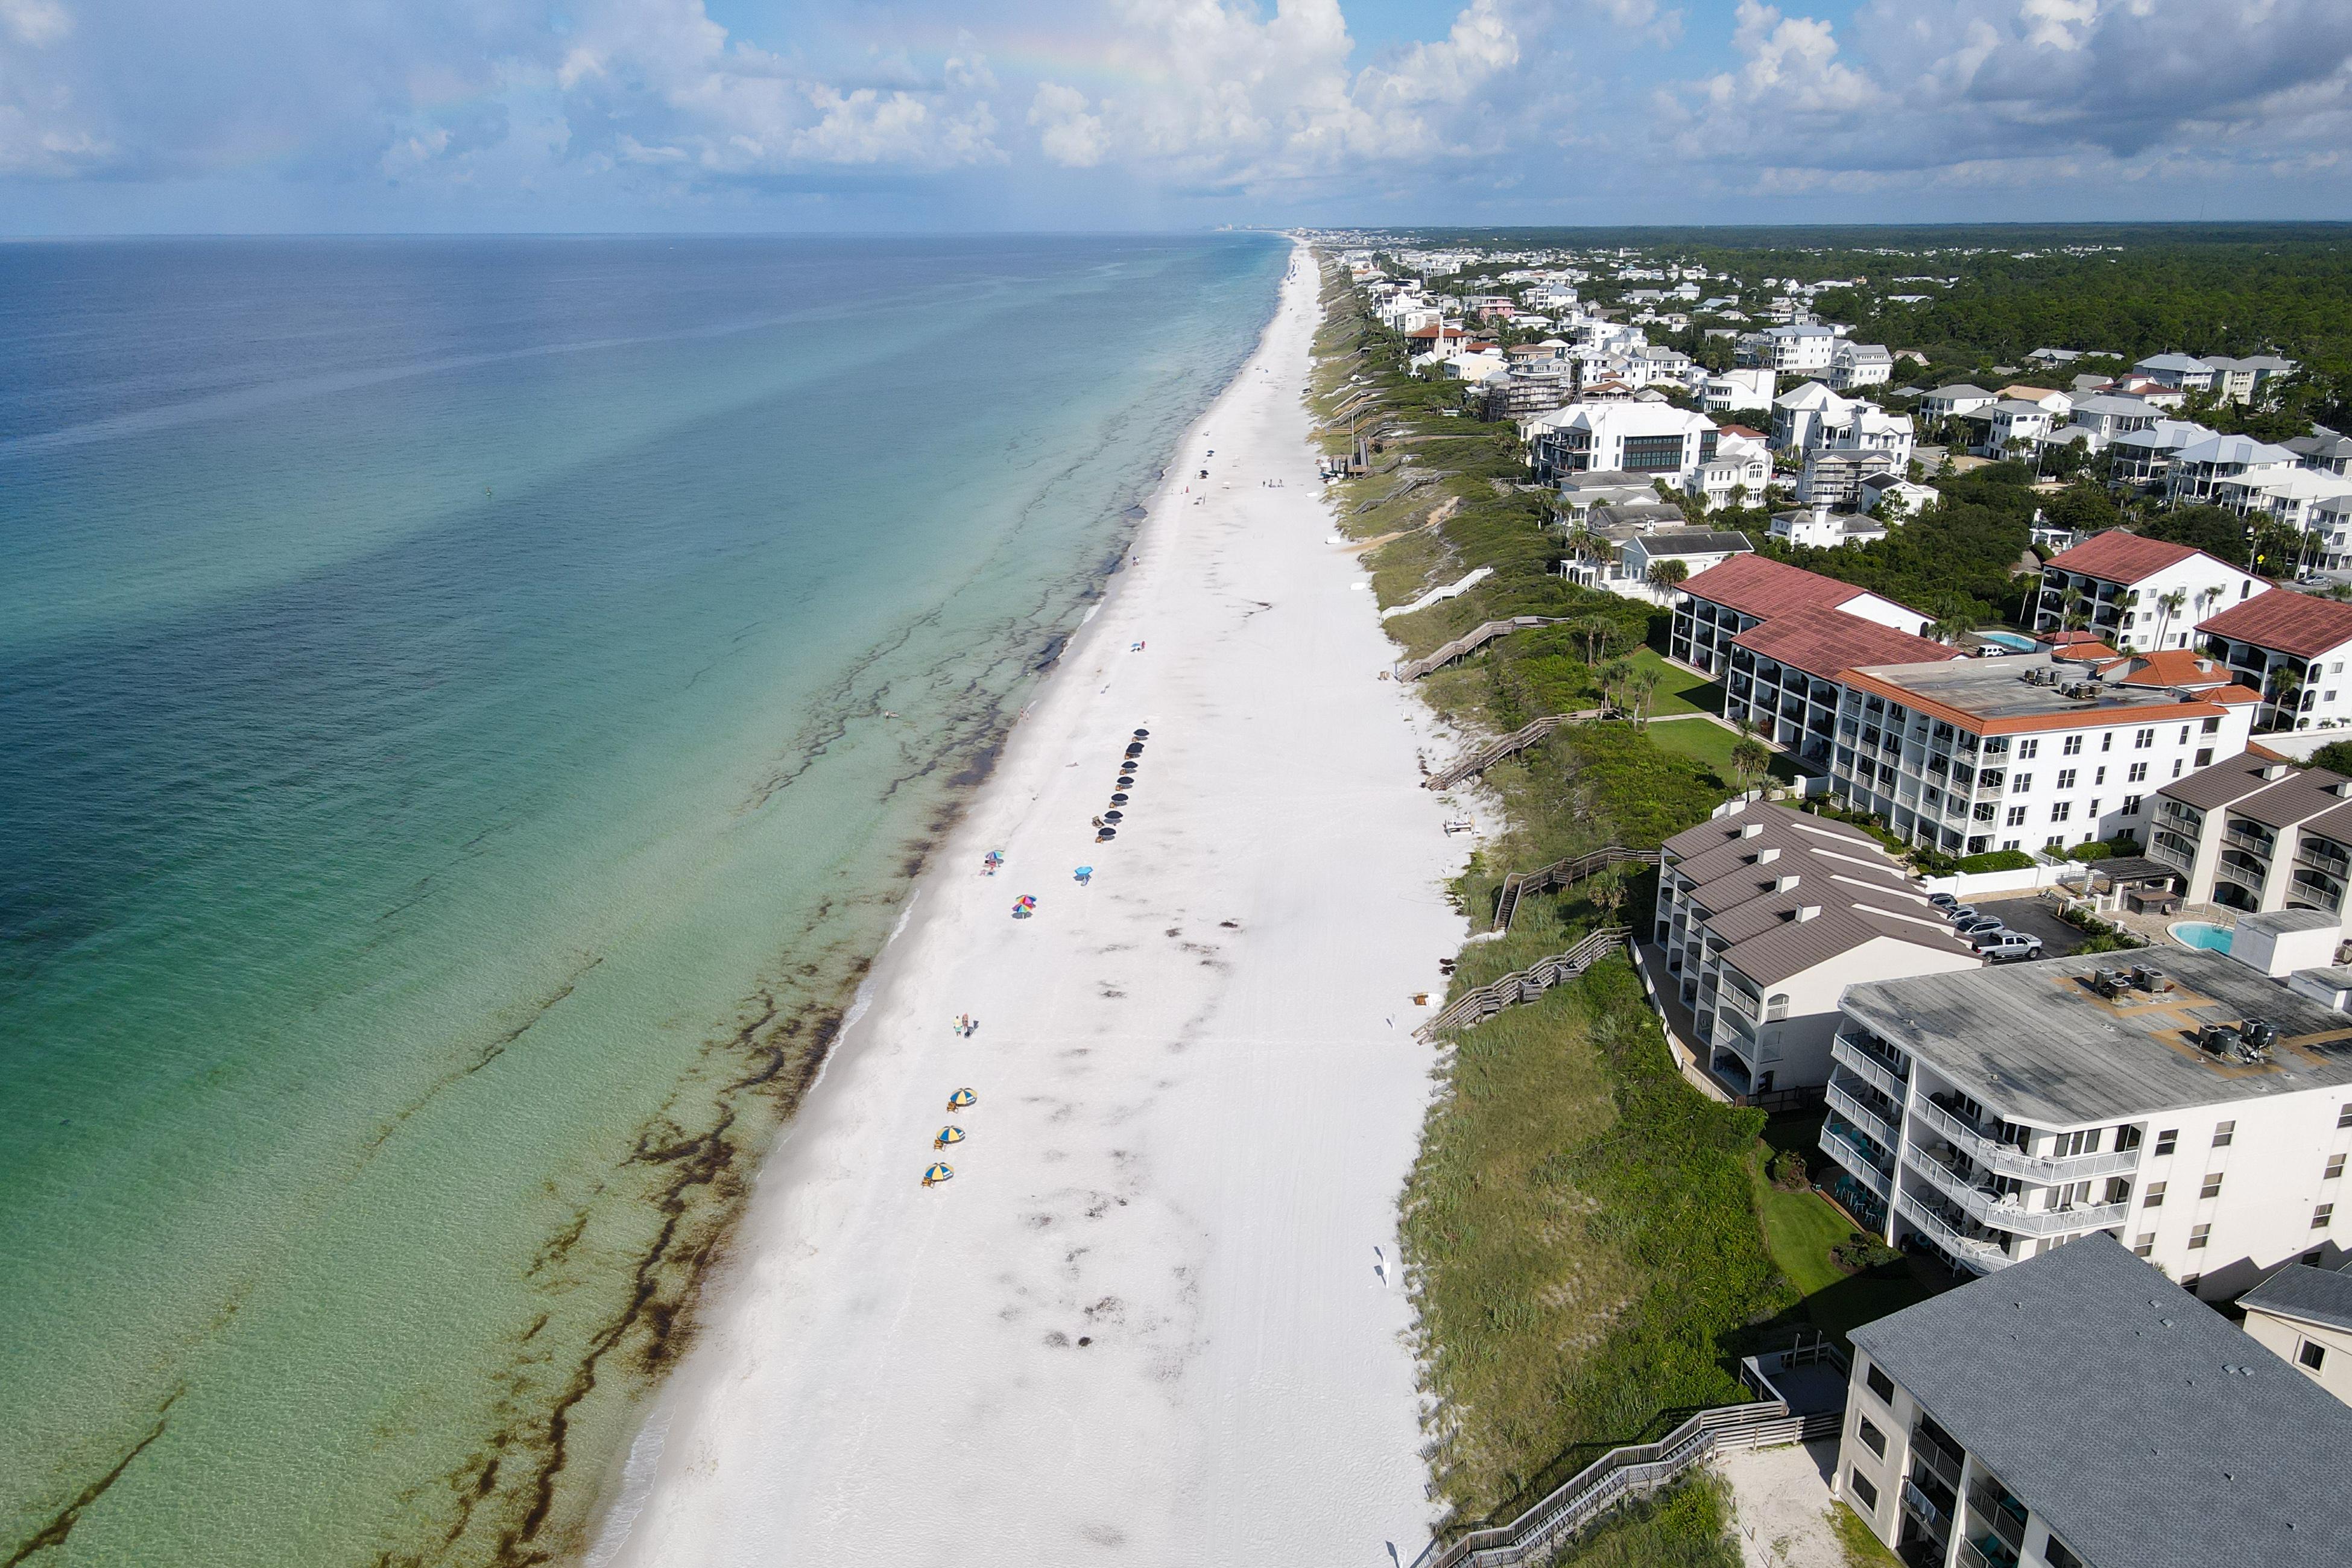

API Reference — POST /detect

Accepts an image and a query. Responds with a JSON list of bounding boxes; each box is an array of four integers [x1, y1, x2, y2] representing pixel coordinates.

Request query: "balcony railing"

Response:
[[2289, 871, 2347, 914], [1903, 1478, 1954, 1540], [1818, 1124, 1893, 1198], [1903, 1146, 2130, 1238], [2222, 826, 2277, 856], [1894, 1189, 2014, 1274], [1832, 1034, 1910, 1101], [1907, 1094, 2141, 1184], [2299, 839, 2352, 879], [1826, 1077, 1902, 1151]]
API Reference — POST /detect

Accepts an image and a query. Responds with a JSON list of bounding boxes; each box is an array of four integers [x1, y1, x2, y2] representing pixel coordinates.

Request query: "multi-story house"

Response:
[[1772, 381, 1915, 466], [2202, 353, 2299, 404], [1821, 947, 2352, 1295], [1654, 801, 1979, 1098], [1838, 1235, 2352, 1568], [2287, 429, 2352, 478], [1525, 402, 1718, 484], [2104, 418, 2218, 493], [2166, 431, 2301, 504], [2200, 589, 2352, 734], [1738, 323, 1838, 373], [2213, 466, 2352, 533], [1828, 341, 1893, 390], [1683, 428, 1772, 512], [2238, 1261, 2352, 1405], [1769, 506, 1886, 549], [2064, 393, 2160, 443], [1671, 555, 1932, 676], [2145, 754, 2352, 922], [1915, 384, 1996, 426], [1826, 653, 2254, 855], [1797, 447, 1898, 507], [2133, 352, 2218, 393], [2031, 531, 2268, 653], [1701, 366, 1774, 413], [1964, 399, 2055, 457]]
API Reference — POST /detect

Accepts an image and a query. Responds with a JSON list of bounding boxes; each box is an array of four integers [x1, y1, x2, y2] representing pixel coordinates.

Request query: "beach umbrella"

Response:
[[1125, 743, 1145, 757], [1096, 827, 1117, 841], [935, 1126, 964, 1148], [1133, 729, 1149, 739], [1108, 793, 1128, 805], [1073, 865, 1093, 880], [922, 1163, 955, 1187], [1102, 810, 1123, 823], [946, 1088, 976, 1111]]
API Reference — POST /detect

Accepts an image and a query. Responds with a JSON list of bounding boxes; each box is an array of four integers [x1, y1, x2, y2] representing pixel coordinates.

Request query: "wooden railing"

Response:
[[1397, 616, 1565, 681], [1415, 928, 1631, 1042], [1425, 712, 1590, 791], [1407, 1396, 1833, 1568], [1490, 846, 1660, 932]]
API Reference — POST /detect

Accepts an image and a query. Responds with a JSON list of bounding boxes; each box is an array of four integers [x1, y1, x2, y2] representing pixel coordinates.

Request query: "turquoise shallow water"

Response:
[[0, 234, 1282, 1566]]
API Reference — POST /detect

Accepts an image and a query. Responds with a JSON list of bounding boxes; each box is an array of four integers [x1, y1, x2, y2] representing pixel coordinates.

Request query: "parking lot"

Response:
[[1949, 893, 2087, 958]]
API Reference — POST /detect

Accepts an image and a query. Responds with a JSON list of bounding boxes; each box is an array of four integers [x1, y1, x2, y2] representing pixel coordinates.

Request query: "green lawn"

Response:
[[1745, 1116, 1944, 1348], [1750, 1150, 1855, 1298], [1625, 648, 1718, 716], [1642, 717, 1803, 785]]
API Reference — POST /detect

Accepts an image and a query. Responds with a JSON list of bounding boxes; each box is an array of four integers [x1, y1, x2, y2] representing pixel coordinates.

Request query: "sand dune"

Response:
[[595, 245, 1468, 1566]]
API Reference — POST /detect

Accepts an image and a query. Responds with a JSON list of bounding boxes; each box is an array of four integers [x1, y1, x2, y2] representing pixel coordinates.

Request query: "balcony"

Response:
[[1903, 1479, 1955, 1544], [1895, 1189, 2014, 1274], [2222, 825, 2277, 856], [1908, 1093, 2140, 1184], [2148, 832, 2196, 872], [2290, 870, 2347, 914], [1903, 1145, 2130, 1238], [2299, 838, 2352, 879], [1832, 1033, 1910, 1101], [1819, 1121, 1894, 1199]]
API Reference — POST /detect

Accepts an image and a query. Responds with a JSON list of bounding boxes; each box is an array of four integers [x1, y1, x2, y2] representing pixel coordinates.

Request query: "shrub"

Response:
[[1955, 849, 2035, 873], [1767, 1148, 1810, 1192], [2066, 840, 2113, 862], [1831, 1233, 1902, 1274]]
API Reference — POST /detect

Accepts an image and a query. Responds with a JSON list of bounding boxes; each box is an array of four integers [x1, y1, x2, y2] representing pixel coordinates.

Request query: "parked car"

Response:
[[1955, 915, 2005, 938], [1944, 903, 1979, 925], [1979, 933, 2046, 962], [1966, 923, 2019, 949], [1927, 892, 1959, 913]]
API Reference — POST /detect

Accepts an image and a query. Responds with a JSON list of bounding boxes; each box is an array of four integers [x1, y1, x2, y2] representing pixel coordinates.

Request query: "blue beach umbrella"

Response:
[[935, 1126, 964, 1149], [947, 1087, 977, 1111], [923, 1163, 955, 1187]]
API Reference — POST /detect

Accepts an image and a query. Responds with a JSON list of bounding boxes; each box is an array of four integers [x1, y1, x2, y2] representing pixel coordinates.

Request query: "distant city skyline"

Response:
[[4, 0, 2350, 234]]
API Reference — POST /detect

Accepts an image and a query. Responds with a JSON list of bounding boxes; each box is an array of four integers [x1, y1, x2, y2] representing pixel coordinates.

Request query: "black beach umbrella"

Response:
[[1096, 827, 1117, 841], [1133, 729, 1150, 739], [1103, 810, 1123, 823], [1109, 793, 1128, 805]]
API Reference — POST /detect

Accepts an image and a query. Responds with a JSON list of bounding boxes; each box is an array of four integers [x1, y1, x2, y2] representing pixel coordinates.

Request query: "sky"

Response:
[[4, 0, 2352, 233]]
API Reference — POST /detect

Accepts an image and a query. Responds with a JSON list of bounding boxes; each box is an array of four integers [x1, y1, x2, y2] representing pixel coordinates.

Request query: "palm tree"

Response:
[[2060, 585, 2089, 634], [1631, 668, 1663, 730], [1577, 614, 1613, 666], [2154, 587, 2188, 650], [2268, 664, 2307, 732], [1647, 558, 1691, 596], [1731, 736, 1773, 792], [1599, 657, 1634, 716]]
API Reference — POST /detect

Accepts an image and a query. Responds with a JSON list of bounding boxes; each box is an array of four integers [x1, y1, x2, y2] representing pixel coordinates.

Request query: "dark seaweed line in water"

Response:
[[2, 1391, 181, 1568]]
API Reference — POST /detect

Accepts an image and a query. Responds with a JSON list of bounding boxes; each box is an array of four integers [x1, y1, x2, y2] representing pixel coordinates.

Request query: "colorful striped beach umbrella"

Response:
[[922, 1163, 954, 1187], [947, 1087, 977, 1111], [935, 1126, 964, 1148]]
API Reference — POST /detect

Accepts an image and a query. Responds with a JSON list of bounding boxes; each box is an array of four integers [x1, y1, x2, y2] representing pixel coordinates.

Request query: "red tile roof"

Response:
[[2041, 529, 2207, 584], [1731, 605, 1960, 680], [2196, 590, 2352, 659], [1681, 554, 1879, 619], [2094, 650, 2233, 689]]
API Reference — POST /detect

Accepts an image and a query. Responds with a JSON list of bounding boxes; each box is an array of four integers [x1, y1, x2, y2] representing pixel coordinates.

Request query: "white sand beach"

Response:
[[596, 245, 1467, 1566]]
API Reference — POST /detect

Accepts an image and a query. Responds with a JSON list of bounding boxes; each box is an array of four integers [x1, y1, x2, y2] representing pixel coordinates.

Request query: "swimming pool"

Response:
[[1976, 631, 2039, 653], [2170, 920, 2235, 953]]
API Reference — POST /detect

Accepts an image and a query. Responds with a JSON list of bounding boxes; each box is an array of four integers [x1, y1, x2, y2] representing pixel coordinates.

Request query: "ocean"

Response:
[[0, 233, 1284, 1567]]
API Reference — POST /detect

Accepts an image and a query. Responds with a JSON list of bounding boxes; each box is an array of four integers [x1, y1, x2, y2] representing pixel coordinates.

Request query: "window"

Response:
[[2018, 739, 2040, 759], [2327, 1154, 2346, 1181], [2201, 1174, 2224, 1200], [2056, 1129, 2102, 1157], [2101, 732, 2114, 752], [2045, 1537, 2084, 1568], [1973, 802, 1996, 821], [2094, 767, 2107, 786], [2002, 839, 2021, 852], [2143, 1182, 2166, 1207], [1857, 1417, 1886, 1458], [2006, 806, 2028, 826], [2173, 759, 2184, 778], [2087, 800, 2102, 821], [2189, 1224, 2211, 1250], [2051, 801, 2073, 823], [2135, 727, 2155, 749], [2202, 716, 2221, 733], [1622, 432, 1689, 471], [2057, 768, 2078, 789], [2128, 761, 2149, 782], [2045, 834, 2066, 850], [2133, 1233, 2155, 1257], [2318, 1204, 2336, 1230], [2117, 1124, 2144, 1151], [2155, 1128, 2178, 1156], [1865, 1364, 1895, 1404], [2063, 735, 2084, 756], [2339, 1104, 2351, 1128], [2122, 794, 2142, 814], [2180, 725, 2192, 743], [2213, 1121, 2236, 1148], [2196, 747, 2214, 767], [2013, 773, 2033, 793], [2302, 1341, 2329, 1371], [1848, 1472, 1880, 1513]]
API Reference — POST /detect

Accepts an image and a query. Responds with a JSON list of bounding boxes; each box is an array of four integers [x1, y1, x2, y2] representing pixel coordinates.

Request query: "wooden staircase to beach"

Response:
[[1423, 711, 1597, 791], [1415, 927, 1633, 1042], [1490, 846, 1661, 934], [1396, 616, 1565, 681]]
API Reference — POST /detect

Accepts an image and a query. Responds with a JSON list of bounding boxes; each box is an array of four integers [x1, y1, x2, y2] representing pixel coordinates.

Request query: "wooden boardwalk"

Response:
[[1415, 927, 1631, 1042], [1396, 616, 1564, 681], [1490, 845, 1660, 932], [1423, 712, 1593, 791]]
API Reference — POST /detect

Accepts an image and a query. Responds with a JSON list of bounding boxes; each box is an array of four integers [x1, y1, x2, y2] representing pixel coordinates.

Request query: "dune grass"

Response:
[[1546, 1475, 1743, 1568], [1831, 1499, 1905, 1567], [1401, 960, 1789, 1531]]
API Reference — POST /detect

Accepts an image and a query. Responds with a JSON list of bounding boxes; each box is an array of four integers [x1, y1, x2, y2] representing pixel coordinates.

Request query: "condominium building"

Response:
[[1738, 323, 1838, 373], [2198, 590, 2352, 733], [1724, 607, 1957, 763], [2031, 530, 2268, 653], [1671, 555, 1931, 676], [1655, 801, 1979, 1097], [1822, 652, 2255, 856], [2146, 754, 2352, 922], [1838, 1235, 2352, 1568], [1819, 947, 2352, 1295]]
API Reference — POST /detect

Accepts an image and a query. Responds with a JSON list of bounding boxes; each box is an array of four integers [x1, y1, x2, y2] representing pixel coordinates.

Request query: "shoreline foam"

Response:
[[592, 243, 1468, 1565]]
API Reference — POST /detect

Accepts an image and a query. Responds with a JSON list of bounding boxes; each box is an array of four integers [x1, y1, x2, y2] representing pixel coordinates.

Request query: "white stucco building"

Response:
[[2031, 531, 2269, 653], [2199, 589, 2352, 734]]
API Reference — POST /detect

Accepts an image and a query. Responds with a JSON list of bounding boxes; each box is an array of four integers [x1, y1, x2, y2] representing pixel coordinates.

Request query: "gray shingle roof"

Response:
[[2239, 1262, 2352, 1335], [1851, 1234, 2352, 1568]]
